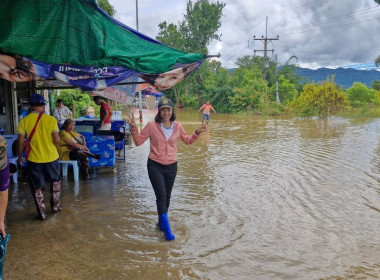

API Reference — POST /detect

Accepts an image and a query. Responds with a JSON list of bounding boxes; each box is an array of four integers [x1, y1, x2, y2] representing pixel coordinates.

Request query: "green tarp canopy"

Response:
[[0, 0, 204, 74]]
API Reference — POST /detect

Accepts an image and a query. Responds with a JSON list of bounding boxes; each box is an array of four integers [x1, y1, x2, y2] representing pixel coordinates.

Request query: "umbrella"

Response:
[[142, 86, 163, 97]]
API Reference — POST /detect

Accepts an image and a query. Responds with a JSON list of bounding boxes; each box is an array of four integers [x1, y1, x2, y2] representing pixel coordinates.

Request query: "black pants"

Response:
[[28, 160, 61, 189], [69, 149, 90, 179], [147, 158, 177, 215]]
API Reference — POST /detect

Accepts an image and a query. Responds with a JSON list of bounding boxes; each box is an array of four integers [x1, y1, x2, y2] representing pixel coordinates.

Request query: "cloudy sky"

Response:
[[108, 0, 380, 69]]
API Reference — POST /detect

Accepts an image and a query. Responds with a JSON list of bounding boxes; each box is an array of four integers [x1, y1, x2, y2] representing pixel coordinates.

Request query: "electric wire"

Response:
[[275, 6, 380, 33], [279, 17, 380, 36]]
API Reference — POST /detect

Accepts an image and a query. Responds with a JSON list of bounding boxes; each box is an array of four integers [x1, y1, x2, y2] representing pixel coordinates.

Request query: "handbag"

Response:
[[70, 132, 84, 145], [25, 112, 43, 160]]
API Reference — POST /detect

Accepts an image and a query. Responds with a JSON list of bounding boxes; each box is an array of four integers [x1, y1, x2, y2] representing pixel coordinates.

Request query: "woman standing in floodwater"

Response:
[[127, 97, 207, 241]]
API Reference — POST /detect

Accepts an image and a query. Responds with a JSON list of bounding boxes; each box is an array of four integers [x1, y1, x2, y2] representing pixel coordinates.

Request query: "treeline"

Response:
[[163, 55, 380, 118], [155, 0, 380, 118]]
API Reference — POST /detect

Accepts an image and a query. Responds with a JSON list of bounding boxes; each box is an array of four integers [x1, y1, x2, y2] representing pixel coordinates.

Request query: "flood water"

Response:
[[5, 109, 380, 279]]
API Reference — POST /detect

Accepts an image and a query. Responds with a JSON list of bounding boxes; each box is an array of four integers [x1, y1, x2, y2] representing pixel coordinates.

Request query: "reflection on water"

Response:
[[5, 110, 380, 279]]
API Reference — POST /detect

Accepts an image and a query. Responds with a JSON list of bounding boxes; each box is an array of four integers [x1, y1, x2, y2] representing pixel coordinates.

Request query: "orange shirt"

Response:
[[201, 104, 214, 115]]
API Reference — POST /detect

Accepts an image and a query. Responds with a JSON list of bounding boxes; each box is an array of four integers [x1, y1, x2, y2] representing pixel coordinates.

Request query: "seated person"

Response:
[[85, 106, 95, 119], [58, 119, 100, 180], [78, 108, 87, 120]]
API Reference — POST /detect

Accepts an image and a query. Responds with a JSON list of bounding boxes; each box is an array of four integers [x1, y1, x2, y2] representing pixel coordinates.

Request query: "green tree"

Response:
[[277, 74, 298, 105], [279, 56, 304, 92], [346, 82, 378, 107], [235, 55, 278, 88], [202, 60, 232, 112], [291, 76, 349, 118], [156, 0, 225, 107], [372, 80, 380, 91], [229, 67, 267, 112], [156, 22, 184, 49], [235, 55, 264, 70], [180, 0, 225, 54], [54, 89, 99, 118], [98, 0, 115, 16]]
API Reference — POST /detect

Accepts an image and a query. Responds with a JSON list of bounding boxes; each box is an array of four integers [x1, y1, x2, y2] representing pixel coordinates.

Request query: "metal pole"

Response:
[[12, 83, 19, 132], [263, 16, 268, 82], [135, 0, 139, 31], [49, 89, 55, 115], [136, 0, 143, 124]]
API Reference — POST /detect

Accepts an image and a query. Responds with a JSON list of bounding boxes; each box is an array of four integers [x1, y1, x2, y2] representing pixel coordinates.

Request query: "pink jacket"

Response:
[[131, 121, 199, 165]]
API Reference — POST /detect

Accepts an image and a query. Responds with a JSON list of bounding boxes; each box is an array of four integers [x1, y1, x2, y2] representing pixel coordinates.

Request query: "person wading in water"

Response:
[[127, 97, 207, 240]]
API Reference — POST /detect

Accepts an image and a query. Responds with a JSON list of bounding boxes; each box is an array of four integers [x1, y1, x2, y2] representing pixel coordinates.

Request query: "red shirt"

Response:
[[100, 102, 111, 124]]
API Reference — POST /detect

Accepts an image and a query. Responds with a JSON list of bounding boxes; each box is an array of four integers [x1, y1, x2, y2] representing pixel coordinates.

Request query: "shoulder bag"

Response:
[[25, 112, 43, 160]]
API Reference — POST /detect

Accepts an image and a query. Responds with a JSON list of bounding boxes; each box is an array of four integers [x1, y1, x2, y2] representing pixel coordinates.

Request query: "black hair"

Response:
[[155, 109, 176, 123], [56, 99, 63, 103], [62, 119, 74, 130], [139, 74, 156, 86], [93, 96, 103, 102]]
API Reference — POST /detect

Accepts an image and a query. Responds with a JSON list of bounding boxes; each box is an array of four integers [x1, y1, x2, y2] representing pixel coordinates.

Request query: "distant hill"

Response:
[[295, 67, 380, 89]]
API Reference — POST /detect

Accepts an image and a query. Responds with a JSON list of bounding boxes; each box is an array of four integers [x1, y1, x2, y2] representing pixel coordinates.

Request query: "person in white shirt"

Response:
[[53, 99, 72, 125]]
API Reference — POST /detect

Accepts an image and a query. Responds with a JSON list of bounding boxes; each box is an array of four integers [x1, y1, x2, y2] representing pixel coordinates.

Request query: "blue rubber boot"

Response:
[[159, 212, 175, 241], [157, 209, 168, 231]]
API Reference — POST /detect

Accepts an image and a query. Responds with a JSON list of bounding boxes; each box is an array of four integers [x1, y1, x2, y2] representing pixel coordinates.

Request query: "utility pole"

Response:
[[136, 0, 143, 124], [253, 16, 279, 82]]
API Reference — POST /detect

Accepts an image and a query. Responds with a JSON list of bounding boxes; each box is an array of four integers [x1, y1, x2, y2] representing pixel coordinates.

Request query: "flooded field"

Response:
[[5, 109, 380, 279]]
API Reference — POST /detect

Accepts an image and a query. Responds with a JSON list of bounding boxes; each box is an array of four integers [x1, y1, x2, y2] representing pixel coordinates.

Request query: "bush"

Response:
[[291, 76, 349, 118]]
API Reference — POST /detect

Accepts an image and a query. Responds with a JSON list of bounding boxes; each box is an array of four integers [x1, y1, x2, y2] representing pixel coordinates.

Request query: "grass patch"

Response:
[[337, 106, 380, 118]]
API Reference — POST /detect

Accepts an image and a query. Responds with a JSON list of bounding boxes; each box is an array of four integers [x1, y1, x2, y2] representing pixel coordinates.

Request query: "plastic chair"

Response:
[[2, 135, 19, 183], [59, 160, 79, 181]]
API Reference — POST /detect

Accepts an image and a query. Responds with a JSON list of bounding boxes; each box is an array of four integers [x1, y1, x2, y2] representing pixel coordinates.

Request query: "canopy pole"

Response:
[[205, 53, 221, 58], [136, 0, 143, 124]]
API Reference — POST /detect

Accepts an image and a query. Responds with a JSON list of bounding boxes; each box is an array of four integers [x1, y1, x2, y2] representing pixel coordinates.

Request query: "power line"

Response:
[[278, 17, 380, 36], [275, 6, 380, 34], [218, 41, 252, 66]]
